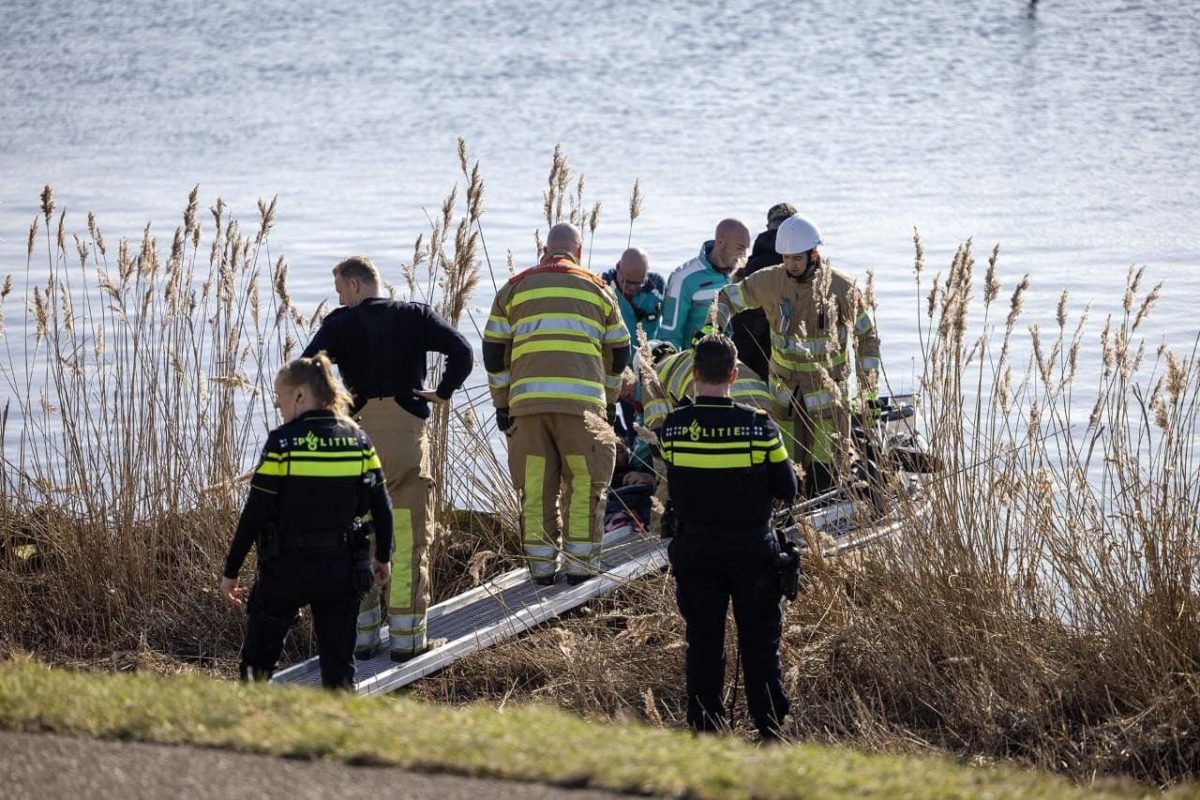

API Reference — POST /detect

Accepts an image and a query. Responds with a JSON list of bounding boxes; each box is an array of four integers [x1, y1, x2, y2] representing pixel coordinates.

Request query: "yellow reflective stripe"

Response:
[[661, 440, 765, 451], [488, 371, 511, 387], [666, 452, 762, 468], [777, 419, 798, 461], [663, 356, 694, 398], [512, 338, 600, 360], [509, 286, 611, 315], [733, 383, 772, 402], [262, 449, 369, 460], [644, 398, 671, 427], [255, 459, 368, 477], [364, 451, 382, 471], [523, 455, 547, 546], [812, 418, 836, 464], [766, 436, 788, 463], [564, 454, 591, 542], [604, 373, 624, 389], [389, 510, 414, 611]]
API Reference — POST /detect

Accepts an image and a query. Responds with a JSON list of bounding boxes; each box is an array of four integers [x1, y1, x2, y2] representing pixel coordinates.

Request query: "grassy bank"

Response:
[[0, 657, 1167, 799], [2, 146, 1199, 788]]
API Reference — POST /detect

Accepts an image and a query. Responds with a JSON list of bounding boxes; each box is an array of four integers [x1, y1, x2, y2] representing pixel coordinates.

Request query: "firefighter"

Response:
[[659, 333, 798, 740], [715, 213, 881, 493], [303, 256, 473, 662], [484, 223, 631, 585], [220, 354, 393, 689], [642, 327, 774, 431]]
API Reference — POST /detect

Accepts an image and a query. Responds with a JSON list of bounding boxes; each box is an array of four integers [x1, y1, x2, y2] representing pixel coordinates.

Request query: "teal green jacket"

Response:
[[658, 242, 731, 350], [600, 268, 665, 342]]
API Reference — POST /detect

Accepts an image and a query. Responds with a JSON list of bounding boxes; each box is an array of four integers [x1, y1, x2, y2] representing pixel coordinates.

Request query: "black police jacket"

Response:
[[660, 396, 797, 537], [303, 298, 473, 418], [223, 410, 393, 578]]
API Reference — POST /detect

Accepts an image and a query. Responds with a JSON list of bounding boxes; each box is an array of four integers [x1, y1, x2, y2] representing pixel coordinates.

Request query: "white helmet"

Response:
[[775, 214, 823, 255]]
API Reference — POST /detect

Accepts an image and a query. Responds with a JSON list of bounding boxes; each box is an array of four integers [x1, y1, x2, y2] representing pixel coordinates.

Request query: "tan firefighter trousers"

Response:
[[506, 412, 616, 580], [356, 399, 434, 657]]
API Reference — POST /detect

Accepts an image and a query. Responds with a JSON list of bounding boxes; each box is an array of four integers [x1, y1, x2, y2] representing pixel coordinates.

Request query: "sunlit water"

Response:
[[2, 0, 1198, 458]]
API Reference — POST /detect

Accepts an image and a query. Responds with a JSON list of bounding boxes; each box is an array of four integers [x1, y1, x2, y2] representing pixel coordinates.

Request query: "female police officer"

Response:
[[220, 353, 393, 690]]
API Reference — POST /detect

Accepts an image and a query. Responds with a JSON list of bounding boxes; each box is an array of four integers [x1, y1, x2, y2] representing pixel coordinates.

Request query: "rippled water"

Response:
[[2, 0, 1198, 405]]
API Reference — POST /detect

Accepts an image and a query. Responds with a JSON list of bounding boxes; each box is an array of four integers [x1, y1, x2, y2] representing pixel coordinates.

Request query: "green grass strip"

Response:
[[0, 658, 1167, 799]]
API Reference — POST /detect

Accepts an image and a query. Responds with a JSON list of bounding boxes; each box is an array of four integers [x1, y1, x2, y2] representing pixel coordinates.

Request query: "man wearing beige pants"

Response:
[[304, 256, 473, 661], [484, 224, 630, 585]]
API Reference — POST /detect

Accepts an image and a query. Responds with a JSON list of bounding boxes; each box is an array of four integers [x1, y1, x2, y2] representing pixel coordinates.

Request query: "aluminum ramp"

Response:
[[271, 483, 920, 696], [272, 529, 667, 695]]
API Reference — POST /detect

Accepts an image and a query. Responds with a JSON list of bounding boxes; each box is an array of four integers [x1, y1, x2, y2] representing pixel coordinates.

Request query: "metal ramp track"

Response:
[[273, 530, 667, 695], [271, 489, 918, 696]]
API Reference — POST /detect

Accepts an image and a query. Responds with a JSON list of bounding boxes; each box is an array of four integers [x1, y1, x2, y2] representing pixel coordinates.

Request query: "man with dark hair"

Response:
[[304, 255, 474, 662], [658, 333, 798, 741]]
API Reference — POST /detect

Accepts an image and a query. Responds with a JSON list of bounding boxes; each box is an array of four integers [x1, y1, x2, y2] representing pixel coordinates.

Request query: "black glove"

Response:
[[605, 403, 617, 426], [496, 408, 513, 433]]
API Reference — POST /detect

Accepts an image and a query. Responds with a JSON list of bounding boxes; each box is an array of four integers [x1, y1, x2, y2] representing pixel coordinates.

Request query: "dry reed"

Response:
[[4, 160, 1199, 790]]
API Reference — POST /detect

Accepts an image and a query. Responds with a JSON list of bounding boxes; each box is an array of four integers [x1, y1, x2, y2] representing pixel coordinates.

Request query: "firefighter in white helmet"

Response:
[[715, 214, 881, 493]]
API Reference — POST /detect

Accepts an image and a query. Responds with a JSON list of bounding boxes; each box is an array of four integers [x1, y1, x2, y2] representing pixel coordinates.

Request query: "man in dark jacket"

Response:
[[304, 256, 473, 662], [729, 203, 796, 382], [659, 333, 798, 741]]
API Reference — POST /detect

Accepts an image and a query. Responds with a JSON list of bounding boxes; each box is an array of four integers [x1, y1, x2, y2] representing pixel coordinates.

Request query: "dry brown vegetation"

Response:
[[2, 148, 1198, 787]]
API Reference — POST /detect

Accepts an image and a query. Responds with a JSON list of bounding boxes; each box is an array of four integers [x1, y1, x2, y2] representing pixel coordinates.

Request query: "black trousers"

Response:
[[668, 534, 789, 736], [241, 550, 361, 690]]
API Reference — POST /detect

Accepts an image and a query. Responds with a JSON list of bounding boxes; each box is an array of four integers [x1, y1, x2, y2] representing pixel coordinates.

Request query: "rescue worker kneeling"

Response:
[[220, 354, 393, 690], [659, 334, 798, 740]]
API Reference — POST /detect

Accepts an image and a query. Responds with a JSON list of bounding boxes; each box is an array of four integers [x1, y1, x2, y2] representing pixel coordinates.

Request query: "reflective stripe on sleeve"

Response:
[[484, 314, 512, 340], [854, 310, 875, 335]]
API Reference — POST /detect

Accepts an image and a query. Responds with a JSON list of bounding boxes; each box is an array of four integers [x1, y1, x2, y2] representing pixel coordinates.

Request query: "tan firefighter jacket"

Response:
[[484, 255, 631, 417], [642, 349, 774, 429], [716, 263, 880, 417]]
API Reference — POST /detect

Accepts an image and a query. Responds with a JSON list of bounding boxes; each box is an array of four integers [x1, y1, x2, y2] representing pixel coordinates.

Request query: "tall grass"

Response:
[[2, 154, 1198, 786], [0, 187, 310, 662], [410, 232, 1200, 786]]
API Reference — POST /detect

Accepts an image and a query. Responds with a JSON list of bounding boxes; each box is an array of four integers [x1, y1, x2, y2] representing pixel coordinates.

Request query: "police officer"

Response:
[[659, 334, 798, 740], [220, 354, 393, 689], [304, 255, 473, 662]]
